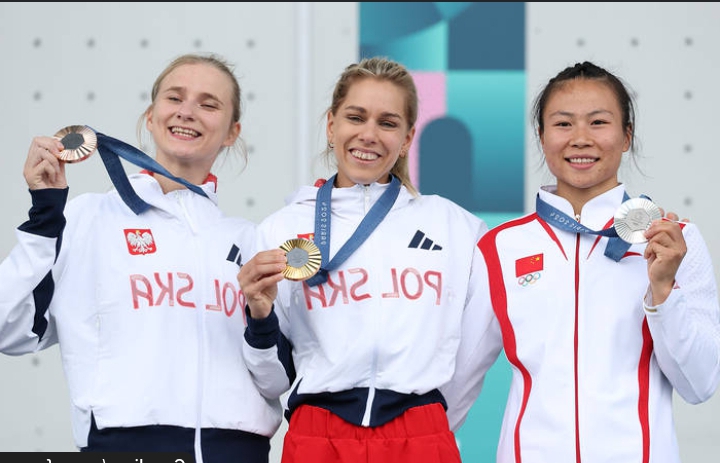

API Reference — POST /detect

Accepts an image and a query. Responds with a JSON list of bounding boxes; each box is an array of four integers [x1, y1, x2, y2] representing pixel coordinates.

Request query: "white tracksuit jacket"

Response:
[[0, 173, 282, 451], [241, 179, 489, 427], [441, 184, 720, 463]]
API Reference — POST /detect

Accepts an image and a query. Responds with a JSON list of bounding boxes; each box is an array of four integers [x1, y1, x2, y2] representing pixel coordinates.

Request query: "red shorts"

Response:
[[281, 403, 461, 463]]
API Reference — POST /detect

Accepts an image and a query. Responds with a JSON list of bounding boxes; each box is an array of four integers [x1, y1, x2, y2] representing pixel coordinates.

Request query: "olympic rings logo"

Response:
[[517, 272, 542, 286]]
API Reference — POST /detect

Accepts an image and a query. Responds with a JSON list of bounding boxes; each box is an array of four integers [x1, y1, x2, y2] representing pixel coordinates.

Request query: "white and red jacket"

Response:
[[242, 178, 489, 427], [442, 184, 720, 463], [0, 173, 282, 453]]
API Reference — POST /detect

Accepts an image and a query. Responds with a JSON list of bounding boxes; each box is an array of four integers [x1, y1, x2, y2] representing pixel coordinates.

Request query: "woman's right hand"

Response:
[[23, 136, 68, 190], [237, 249, 288, 320]]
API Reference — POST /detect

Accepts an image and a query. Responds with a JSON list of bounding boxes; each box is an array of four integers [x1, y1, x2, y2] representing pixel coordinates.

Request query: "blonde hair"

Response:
[[325, 56, 419, 196], [136, 52, 247, 166]]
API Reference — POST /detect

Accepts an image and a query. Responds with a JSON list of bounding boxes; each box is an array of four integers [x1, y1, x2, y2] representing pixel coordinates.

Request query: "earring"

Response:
[[328, 142, 335, 149]]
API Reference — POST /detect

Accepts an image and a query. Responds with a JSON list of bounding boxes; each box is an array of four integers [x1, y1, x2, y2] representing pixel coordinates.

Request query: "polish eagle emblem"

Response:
[[124, 229, 156, 255]]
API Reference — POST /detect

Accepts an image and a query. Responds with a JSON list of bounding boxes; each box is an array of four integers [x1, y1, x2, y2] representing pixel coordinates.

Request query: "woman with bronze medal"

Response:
[[237, 57, 490, 463], [440, 61, 720, 463], [0, 53, 281, 463]]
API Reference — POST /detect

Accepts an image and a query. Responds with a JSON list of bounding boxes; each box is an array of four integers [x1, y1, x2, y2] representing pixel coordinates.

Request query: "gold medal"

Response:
[[280, 238, 322, 281], [53, 125, 97, 163], [614, 197, 662, 244]]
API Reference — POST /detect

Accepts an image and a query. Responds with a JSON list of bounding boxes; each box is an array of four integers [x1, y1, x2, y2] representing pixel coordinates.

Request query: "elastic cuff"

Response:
[[244, 306, 280, 349], [18, 188, 69, 237]]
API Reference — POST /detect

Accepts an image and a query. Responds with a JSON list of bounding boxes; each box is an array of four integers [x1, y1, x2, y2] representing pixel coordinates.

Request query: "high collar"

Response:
[[286, 178, 412, 218], [539, 184, 627, 230]]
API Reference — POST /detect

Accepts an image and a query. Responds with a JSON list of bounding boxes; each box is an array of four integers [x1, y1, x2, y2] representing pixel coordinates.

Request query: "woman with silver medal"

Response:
[[440, 61, 720, 463]]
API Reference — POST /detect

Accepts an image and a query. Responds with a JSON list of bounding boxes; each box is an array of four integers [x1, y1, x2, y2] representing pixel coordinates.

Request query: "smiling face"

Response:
[[540, 78, 632, 208], [326, 77, 415, 188], [146, 62, 240, 179]]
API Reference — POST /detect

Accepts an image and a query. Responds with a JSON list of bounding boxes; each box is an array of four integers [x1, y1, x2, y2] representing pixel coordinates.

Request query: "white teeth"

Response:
[[350, 149, 378, 160], [171, 127, 199, 137], [568, 158, 595, 164]]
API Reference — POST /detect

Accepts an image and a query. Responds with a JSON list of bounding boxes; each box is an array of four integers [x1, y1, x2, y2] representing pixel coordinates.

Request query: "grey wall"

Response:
[[0, 2, 718, 462], [0, 2, 356, 461]]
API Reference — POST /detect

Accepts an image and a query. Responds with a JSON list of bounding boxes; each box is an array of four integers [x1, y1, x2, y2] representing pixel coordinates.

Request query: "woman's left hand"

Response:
[[644, 218, 686, 305]]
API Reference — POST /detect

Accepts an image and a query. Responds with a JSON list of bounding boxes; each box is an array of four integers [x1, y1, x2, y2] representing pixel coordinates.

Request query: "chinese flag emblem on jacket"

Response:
[[515, 253, 543, 277]]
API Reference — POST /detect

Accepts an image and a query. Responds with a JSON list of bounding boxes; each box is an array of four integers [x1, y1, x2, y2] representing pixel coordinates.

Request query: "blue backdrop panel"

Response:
[[361, 2, 525, 461]]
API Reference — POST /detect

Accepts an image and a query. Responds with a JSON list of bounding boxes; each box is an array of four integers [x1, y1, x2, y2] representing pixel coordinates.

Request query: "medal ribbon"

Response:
[[535, 192, 633, 262], [305, 174, 401, 286], [88, 126, 209, 215]]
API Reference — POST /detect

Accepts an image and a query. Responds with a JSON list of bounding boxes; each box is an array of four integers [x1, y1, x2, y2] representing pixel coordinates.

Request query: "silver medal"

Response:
[[614, 198, 662, 244]]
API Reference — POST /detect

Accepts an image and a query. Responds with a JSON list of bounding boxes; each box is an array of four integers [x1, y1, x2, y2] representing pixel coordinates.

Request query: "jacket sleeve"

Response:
[[0, 188, 68, 355], [440, 231, 504, 432], [645, 223, 720, 403], [242, 306, 294, 400]]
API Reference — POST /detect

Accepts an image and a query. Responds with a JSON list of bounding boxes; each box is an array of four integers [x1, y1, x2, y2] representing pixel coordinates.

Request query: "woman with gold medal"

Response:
[[237, 57, 491, 463]]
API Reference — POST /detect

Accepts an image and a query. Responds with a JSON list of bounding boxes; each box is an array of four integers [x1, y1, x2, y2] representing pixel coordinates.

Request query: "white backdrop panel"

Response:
[[0, 1, 356, 459]]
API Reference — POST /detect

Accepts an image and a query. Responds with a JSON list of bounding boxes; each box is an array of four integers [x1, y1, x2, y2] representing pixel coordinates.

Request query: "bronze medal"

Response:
[[279, 238, 322, 281], [53, 125, 97, 163], [614, 197, 662, 244]]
